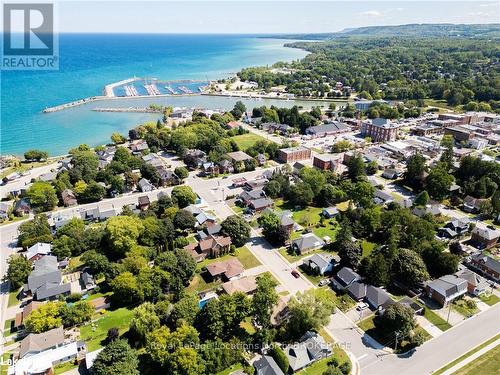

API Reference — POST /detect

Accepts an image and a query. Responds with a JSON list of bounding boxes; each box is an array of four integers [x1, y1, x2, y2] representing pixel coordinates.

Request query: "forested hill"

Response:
[[266, 23, 500, 40]]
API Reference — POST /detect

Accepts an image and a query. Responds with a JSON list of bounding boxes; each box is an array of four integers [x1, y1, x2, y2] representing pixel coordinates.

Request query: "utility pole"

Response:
[[394, 331, 400, 351], [446, 301, 452, 323]]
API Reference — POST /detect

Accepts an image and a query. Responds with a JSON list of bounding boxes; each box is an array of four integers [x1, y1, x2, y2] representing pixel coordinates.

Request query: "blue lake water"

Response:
[[1, 34, 309, 156]]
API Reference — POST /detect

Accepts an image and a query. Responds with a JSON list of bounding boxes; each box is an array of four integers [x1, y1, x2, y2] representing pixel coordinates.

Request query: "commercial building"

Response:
[[360, 118, 400, 142], [278, 147, 311, 163]]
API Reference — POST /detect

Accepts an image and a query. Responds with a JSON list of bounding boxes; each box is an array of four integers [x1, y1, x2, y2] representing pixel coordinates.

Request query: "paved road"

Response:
[[327, 303, 500, 375], [0, 161, 61, 199]]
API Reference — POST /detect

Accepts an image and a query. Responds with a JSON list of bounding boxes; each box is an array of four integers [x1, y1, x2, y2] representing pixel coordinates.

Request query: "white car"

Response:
[[356, 302, 369, 311], [318, 279, 330, 287]]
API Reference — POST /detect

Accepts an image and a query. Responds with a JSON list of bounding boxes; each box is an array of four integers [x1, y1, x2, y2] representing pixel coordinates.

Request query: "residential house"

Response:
[[195, 211, 217, 227], [99, 207, 118, 221], [14, 301, 44, 331], [331, 267, 361, 290], [470, 225, 500, 249], [291, 233, 325, 255], [225, 121, 242, 130], [284, 331, 332, 372], [18, 326, 65, 359], [0, 201, 12, 220], [455, 269, 490, 296], [130, 139, 149, 154], [373, 189, 394, 206], [365, 285, 395, 311], [244, 179, 269, 190], [13, 340, 80, 375], [184, 204, 203, 216], [256, 154, 266, 166], [138, 178, 154, 192], [254, 355, 285, 375], [412, 204, 442, 218], [399, 297, 424, 315], [469, 253, 500, 282], [226, 151, 253, 164], [205, 258, 244, 281], [137, 196, 150, 210], [218, 159, 234, 174], [24, 242, 52, 262], [25, 256, 71, 301], [322, 207, 339, 218], [157, 168, 180, 186], [425, 275, 468, 306], [202, 162, 220, 176], [61, 189, 77, 207], [249, 197, 273, 213], [305, 122, 350, 138], [463, 196, 488, 213], [80, 269, 96, 291], [184, 234, 232, 262], [278, 211, 295, 235], [346, 281, 367, 301], [14, 198, 31, 216], [80, 207, 100, 221], [238, 189, 265, 205], [278, 147, 311, 163], [381, 169, 400, 179], [222, 276, 258, 296], [303, 253, 338, 275], [184, 149, 207, 170], [38, 171, 58, 182]]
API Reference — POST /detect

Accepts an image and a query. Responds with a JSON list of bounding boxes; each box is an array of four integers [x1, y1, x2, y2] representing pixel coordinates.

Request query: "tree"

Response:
[[318, 184, 347, 206], [252, 274, 278, 332], [5, 255, 32, 289], [79, 181, 106, 203], [332, 140, 352, 153], [173, 209, 196, 230], [231, 101, 246, 118], [92, 339, 139, 375], [59, 300, 93, 327], [440, 135, 454, 170], [24, 149, 48, 161], [24, 301, 63, 333], [111, 132, 126, 144], [405, 153, 427, 190], [422, 241, 460, 278], [258, 212, 288, 246], [338, 241, 362, 270], [111, 272, 144, 305], [156, 249, 196, 287], [105, 216, 144, 255], [171, 186, 197, 208], [130, 302, 160, 344], [26, 181, 58, 212], [174, 166, 189, 180], [140, 163, 161, 187], [375, 303, 416, 340], [414, 190, 430, 207], [361, 253, 390, 287], [170, 294, 199, 328], [346, 154, 366, 181], [52, 235, 76, 259], [392, 249, 429, 288], [286, 289, 336, 340], [221, 215, 251, 247], [264, 180, 282, 199], [69, 150, 99, 183], [288, 182, 314, 207], [270, 346, 289, 374], [81, 250, 113, 279], [299, 167, 326, 196], [426, 164, 454, 200], [350, 181, 375, 208]]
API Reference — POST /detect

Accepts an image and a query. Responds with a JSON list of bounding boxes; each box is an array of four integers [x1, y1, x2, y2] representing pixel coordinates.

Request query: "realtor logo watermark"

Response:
[[2, 2, 58, 70]]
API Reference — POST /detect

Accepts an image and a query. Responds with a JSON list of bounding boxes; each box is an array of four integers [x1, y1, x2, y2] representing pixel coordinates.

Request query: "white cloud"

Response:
[[360, 10, 383, 17]]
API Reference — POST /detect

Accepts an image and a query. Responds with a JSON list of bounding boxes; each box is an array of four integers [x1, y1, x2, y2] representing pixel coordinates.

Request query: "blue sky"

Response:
[[58, 1, 499, 33]]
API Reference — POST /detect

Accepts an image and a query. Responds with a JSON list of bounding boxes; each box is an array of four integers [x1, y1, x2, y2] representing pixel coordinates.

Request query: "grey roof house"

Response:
[[25, 256, 70, 301], [332, 267, 361, 290], [284, 331, 332, 372], [254, 355, 285, 375], [425, 275, 468, 306], [303, 253, 338, 275], [291, 233, 325, 255]]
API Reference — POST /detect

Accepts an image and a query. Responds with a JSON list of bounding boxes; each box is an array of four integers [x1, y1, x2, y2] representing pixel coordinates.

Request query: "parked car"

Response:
[[356, 302, 369, 311], [291, 269, 300, 278], [318, 279, 330, 286]]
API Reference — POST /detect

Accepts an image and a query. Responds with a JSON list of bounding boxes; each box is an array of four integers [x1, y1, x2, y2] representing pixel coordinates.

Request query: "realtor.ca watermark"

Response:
[[2, 2, 59, 70]]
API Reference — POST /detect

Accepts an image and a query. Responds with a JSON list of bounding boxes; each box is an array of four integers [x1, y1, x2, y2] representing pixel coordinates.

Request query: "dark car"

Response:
[[291, 269, 300, 278]]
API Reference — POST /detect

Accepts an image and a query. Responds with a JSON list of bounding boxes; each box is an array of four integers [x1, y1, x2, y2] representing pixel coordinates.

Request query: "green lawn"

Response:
[[452, 343, 500, 375], [7, 289, 20, 308], [216, 363, 243, 375], [278, 247, 325, 263], [452, 299, 479, 317], [358, 316, 430, 351], [479, 293, 500, 306], [54, 361, 79, 375], [240, 317, 256, 335], [80, 307, 134, 351], [361, 240, 377, 258], [86, 291, 113, 301], [420, 304, 452, 331], [185, 273, 222, 294], [231, 133, 268, 150], [3, 319, 14, 337], [196, 247, 261, 271], [433, 334, 500, 375]]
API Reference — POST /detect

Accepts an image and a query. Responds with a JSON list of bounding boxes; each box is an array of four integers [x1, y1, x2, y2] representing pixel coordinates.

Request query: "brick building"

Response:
[[278, 147, 311, 163], [360, 118, 400, 142]]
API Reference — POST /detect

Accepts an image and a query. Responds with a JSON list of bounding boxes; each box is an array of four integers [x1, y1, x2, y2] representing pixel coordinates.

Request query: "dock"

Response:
[[92, 107, 162, 113], [103, 77, 139, 97], [178, 86, 193, 94], [42, 97, 103, 113]]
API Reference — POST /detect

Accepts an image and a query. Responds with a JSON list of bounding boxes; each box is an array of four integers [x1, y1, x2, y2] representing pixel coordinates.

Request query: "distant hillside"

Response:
[[267, 23, 500, 40]]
